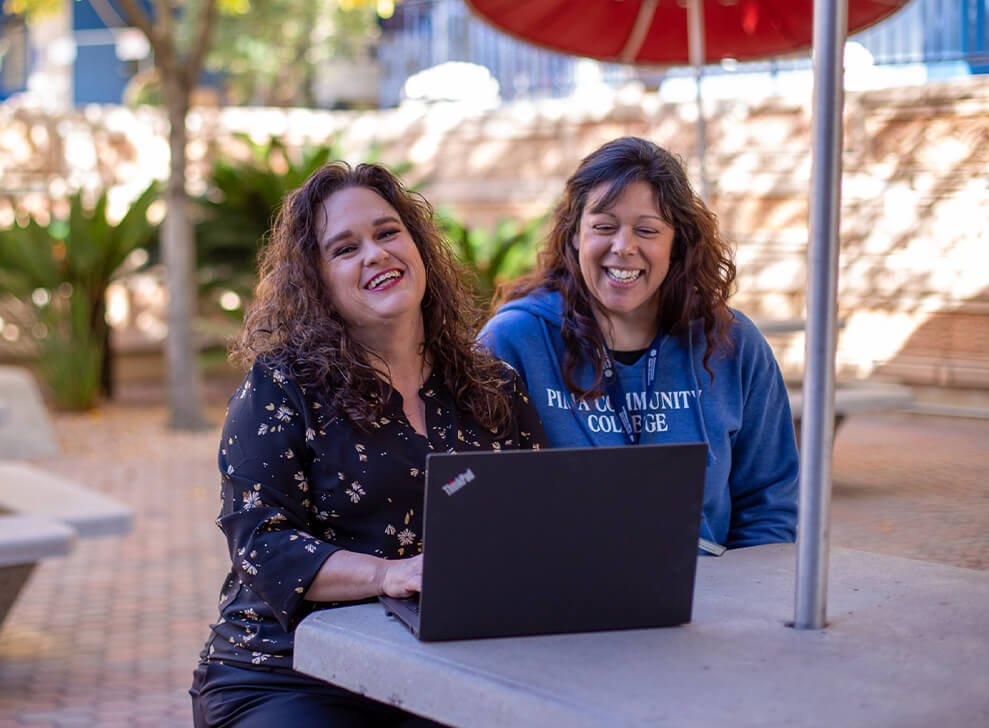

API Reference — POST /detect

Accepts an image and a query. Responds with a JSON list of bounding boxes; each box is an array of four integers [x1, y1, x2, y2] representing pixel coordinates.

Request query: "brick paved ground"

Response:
[[830, 412, 989, 570], [0, 395, 231, 728], [1, 393, 987, 727]]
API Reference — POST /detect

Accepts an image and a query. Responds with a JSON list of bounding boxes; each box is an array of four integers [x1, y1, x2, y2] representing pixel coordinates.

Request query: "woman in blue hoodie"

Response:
[[480, 136, 798, 550]]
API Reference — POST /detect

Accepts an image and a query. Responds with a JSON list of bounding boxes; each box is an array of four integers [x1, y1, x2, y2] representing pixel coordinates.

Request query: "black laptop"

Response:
[[379, 442, 708, 641]]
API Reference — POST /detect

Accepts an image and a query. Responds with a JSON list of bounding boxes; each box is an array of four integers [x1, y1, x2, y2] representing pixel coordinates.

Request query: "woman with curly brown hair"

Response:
[[481, 136, 797, 551], [191, 162, 545, 727]]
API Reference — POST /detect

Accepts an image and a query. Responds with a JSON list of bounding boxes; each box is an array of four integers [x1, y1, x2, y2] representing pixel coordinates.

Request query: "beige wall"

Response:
[[1, 77, 987, 390]]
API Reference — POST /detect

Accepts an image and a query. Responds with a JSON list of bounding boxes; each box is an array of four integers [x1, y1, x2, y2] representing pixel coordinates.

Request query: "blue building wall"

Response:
[[840, 0, 987, 70], [74, 44, 134, 104], [962, 0, 988, 72], [72, 0, 152, 105]]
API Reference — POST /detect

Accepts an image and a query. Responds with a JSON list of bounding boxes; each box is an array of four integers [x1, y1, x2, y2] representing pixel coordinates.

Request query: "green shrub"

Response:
[[438, 212, 545, 310], [0, 183, 160, 410], [194, 134, 343, 313]]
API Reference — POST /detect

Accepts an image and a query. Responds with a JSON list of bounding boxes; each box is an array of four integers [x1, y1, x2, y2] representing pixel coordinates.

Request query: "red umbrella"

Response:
[[467, 0, 909, 199], [463, 0, 909, 65]]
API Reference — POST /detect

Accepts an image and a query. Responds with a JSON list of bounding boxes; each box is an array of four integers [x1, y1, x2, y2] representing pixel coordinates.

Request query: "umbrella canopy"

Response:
[[466, 0, 910, 201], [464, 0, 909, 64]]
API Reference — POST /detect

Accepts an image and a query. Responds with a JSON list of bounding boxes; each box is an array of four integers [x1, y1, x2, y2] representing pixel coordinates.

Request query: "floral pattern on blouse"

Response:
[[200, 360, 546, 671]]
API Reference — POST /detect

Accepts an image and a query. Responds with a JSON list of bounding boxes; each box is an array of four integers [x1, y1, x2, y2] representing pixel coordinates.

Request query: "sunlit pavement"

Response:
[[0, 396, 986, 727]]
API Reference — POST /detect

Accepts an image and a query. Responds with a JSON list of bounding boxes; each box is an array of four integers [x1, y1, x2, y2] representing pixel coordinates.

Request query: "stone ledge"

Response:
[[788, 381, 914, 422]]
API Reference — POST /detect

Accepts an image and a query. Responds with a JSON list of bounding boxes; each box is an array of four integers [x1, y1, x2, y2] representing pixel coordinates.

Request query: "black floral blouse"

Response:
[[199, 360, 546, 671]]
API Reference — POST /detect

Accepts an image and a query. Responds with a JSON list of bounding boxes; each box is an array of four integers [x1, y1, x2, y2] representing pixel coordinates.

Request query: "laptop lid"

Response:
[[402, 442, 707, 641]]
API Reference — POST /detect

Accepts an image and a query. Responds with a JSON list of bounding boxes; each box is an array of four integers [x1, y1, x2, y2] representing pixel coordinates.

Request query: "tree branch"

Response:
[[152, 0, 175, 55], [185, 0, 219, 90], [111, 0, 156, 50], [89, 0, 126, 28], [113, 0, 183, 86]]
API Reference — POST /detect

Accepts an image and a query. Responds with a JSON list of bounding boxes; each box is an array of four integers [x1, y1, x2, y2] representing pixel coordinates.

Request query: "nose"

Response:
[[363, 237, 391, 266], [610, 226, 637, 256]]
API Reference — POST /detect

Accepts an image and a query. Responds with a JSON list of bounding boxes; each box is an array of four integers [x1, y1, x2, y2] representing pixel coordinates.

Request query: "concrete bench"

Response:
[[0, 463, 133, 629], [0, 366, 59, 460], [0, 462, 133, 538], [0, 365, 134, 629], [0, 514, 76, 626], [788, 380, 914, 436], [752, 320, 911, 429]]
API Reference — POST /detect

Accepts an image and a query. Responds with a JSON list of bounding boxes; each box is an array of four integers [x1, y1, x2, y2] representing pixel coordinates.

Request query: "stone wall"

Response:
[[1, 77, 987, 392]]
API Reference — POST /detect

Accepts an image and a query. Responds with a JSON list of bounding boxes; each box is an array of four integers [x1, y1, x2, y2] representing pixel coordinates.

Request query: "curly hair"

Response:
[[493, 136, 736, 398], [233, 161, 514, 433]]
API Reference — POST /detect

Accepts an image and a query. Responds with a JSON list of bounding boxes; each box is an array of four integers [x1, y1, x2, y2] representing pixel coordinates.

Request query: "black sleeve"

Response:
[[216, 362, 341, 632]]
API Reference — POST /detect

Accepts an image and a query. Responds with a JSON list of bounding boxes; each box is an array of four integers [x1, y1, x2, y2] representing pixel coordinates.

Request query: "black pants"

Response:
[[191, 662, 447, 728]]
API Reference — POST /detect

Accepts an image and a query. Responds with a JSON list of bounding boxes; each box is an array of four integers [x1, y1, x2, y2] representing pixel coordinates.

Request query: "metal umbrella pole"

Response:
[[687, 0, 709, 201], [794, 0, 847, 630]]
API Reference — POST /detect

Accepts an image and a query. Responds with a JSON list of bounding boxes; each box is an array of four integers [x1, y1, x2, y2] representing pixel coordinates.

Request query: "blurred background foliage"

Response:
[[194, 0, 383, 107], [192, 133, 344, 317], [0, 183, 160, 410], [438, 212, 544, 309], [0, 141, 543, 411], [120, 0, 390, 108]]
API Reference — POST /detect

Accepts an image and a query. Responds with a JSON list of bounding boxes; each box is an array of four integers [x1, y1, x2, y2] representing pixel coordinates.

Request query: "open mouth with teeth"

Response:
[[605, 267, 643, 285], [365, 269, 404, 291]]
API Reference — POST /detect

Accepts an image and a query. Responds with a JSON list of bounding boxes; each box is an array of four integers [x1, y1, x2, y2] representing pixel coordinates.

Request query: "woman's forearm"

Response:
[[304, 549, 422, 602]]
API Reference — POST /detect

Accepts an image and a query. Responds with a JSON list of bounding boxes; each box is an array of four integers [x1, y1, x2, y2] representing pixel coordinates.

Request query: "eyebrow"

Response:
[[588, 209, 665, 223], [322, 215, 402, 249]]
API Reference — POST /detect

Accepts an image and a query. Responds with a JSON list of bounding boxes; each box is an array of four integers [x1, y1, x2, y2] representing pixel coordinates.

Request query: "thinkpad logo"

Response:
[[441, 468, 475, 496]]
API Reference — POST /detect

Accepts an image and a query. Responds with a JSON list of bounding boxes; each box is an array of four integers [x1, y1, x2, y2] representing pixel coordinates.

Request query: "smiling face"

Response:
[[573, 179, 675, 349], [317, 186, 427, 342]]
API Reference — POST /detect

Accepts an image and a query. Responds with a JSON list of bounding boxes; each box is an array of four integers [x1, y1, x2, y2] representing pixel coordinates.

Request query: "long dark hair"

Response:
[[494, 136, 736, 398], [234, 161, 514, 432]]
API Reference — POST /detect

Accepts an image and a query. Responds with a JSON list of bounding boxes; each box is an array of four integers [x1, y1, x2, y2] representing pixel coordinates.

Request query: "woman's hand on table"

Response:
[[306, 550, 423, 602], [379, 553, 423, 598]]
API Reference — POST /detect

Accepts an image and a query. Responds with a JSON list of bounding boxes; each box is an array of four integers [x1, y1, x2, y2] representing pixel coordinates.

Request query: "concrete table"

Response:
[[0, 514, 75, 568], [294, 544, 989, 728], [0, 464, 132, 628], [0, 462, 133, 538], [0, 514, 76, 626]]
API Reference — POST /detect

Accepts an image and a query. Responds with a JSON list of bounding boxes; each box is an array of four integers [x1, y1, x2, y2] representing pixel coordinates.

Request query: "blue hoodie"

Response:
[[480, 289, 798, 549]]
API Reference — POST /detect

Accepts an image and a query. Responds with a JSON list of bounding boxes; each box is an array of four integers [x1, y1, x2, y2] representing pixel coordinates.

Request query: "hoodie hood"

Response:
[[497, 288, 565, 326]]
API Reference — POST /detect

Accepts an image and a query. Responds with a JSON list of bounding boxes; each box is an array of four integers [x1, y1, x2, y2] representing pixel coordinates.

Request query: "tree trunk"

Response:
[[162, 77, 208, 430]]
